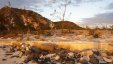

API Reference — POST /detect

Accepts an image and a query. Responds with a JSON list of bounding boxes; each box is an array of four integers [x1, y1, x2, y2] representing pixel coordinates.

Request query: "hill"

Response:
[[54, 21, 84, 30], [0, 6, 51, 35]]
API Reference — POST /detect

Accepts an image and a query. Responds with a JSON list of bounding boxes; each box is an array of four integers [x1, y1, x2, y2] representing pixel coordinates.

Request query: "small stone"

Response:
[[2, 58, 7, 61]]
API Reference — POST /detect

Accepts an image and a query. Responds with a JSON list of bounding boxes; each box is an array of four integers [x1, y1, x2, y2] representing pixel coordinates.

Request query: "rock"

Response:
[[52, 55, 60, 60], [68, 52, 74, 58], [89, 55, 99, 64], [45, 61, 52, 64], [65, 61, 75, 64], [103, 56, 113, 63], [80, 56, 90, 62], [2, 58, 7, 61], [79, 57, 89, 64], [45, 54, 56, 58], [99, 60, 107, 64], [27, 61, 37, 64], [101, 52, 108, 57], [21, 56, 28, 62]]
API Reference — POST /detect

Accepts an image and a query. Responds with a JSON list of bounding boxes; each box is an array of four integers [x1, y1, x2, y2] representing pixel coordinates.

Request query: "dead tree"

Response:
[[50, 0, 72, 34]]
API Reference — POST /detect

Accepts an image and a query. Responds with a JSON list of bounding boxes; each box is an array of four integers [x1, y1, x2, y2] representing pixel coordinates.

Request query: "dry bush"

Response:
[[33, 43, 56, 52], [88, 29, 101, 38], [57, 44, 71, 51]]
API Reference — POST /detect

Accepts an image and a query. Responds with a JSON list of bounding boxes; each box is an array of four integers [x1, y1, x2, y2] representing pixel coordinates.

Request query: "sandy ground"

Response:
[[0, 45, 38, 64], [0, 46, 23, 64]]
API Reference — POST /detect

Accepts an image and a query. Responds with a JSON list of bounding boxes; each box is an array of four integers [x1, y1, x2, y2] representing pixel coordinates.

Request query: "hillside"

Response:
[[54, 21, 84, 30], [0, 6, 51, 35]]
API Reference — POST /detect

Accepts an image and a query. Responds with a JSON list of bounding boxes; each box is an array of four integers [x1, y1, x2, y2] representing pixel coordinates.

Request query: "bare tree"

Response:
[[110, 25, 113, 34], [61, 0, 71, 21], [8, 1, 11, 7], [50, 0, 72, 34]]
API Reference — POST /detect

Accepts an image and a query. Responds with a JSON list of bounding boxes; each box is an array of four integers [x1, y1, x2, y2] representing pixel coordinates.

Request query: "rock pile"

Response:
[[0, 43, 113, 64]]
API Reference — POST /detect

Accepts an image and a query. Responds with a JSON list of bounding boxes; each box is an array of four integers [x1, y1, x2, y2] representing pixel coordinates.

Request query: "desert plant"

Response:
[[110, 25, 113, 34], [89, 29, 100, 38], [93, 33, 100, 38]]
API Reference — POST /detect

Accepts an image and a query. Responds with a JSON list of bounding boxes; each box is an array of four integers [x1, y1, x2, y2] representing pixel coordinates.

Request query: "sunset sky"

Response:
[[0, 0, 113, 27]]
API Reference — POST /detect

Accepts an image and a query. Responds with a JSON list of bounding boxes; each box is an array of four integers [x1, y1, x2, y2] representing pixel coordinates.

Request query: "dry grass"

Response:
[[0, 40, 113, 52]]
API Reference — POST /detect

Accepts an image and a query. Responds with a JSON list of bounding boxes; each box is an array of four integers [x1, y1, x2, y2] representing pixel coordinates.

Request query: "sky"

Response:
[[0, 0, 113, 27]]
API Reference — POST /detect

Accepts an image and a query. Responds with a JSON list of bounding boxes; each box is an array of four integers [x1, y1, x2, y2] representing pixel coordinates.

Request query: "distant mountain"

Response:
[[54, 21, 84, 30], [0, 6, 51, 35]]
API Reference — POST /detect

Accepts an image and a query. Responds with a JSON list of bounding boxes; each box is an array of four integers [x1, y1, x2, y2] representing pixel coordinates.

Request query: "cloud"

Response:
[[0, 0, 49, 12], [56, 0, 103, 3], [0, 0, 103, 9], [86, 0, 103, 2], [82, 12, 113, 25], [106, 2, 113, 9], [0, 0, 46, 8]]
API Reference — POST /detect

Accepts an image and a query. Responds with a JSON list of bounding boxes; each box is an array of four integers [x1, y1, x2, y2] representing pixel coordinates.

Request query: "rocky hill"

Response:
[[0, 6, 51, 35]]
